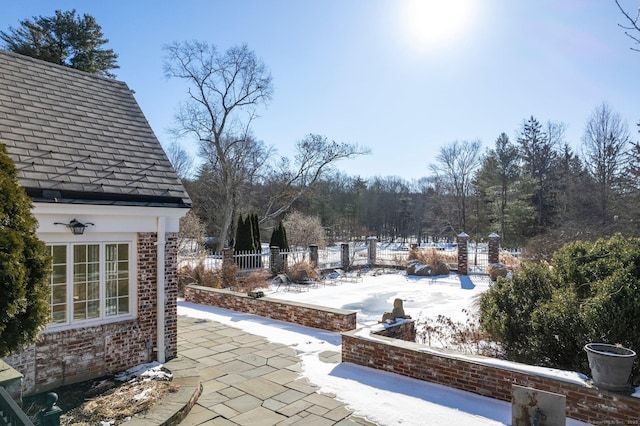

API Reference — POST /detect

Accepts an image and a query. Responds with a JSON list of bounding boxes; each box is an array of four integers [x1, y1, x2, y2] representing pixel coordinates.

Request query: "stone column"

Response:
[[0, 359, 23, 404], [457, 232, 469, 275], [367, 236, 377, 266], [341, 243, 350, 270], [488, 233, 500, 264], [309, 244, 319, 268], [223, 247, 234, 267], [270, 246, 282, 274]]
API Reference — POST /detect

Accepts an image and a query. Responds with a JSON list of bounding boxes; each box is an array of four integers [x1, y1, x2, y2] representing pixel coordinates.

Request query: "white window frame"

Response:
[[44, 234, 138, 332]]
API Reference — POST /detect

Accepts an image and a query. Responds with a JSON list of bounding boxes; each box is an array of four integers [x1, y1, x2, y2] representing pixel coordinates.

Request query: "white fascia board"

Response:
[[33, 203, 189, 234]]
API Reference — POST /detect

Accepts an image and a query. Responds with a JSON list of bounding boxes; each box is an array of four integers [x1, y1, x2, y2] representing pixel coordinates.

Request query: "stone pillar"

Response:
[[488, 233, 500, 264], [223, 247, 234, 267], [309, 244, 319, 268], [457, 232, 469, 275], [341, 243, 350, 270], [367, 236, 377, 266], [270, 246, 282, 274], [0, 359, 23, 404]]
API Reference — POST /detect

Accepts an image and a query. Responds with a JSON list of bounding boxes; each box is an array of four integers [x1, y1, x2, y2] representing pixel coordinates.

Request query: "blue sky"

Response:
[[2, 1, 638, 180]]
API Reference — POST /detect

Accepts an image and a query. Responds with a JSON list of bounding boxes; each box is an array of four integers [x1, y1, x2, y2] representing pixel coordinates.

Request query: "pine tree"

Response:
[[269, 221, 289, 250], [517, 116, 558, 231], [0, 144, 51, 357], [251, 213, 261, 252], [1, 9, 119, 78]]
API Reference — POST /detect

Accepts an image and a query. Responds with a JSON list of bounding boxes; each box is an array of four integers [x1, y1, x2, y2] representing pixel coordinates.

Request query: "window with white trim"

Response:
[[47, 242, 134, 326]]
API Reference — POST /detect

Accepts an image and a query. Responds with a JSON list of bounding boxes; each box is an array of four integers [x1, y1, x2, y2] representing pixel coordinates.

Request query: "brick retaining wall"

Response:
[[184, 285, 356, 333], [342, 328, 640, 424]]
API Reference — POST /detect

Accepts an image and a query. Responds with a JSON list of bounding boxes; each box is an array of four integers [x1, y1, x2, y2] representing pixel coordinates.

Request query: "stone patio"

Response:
[[175, 316, 376, 425]]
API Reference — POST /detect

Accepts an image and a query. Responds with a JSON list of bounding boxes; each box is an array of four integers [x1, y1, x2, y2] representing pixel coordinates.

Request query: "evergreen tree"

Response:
[[269, 221, 289, 250], [251, 213, 261, 252], [1, 9, 119, 78], [517, 116, 558, 231], [0, 144, 51, 357], [234, 215, 255, 252], [474, 133, 521, 245]]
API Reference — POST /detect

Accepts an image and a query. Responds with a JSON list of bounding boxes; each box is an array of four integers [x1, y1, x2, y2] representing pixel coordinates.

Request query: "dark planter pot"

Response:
[[584, 343, 636, 391]]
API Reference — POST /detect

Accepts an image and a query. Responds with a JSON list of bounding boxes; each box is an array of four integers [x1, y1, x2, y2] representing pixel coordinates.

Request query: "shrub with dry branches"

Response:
[[287, 261, 319, 282], [237, 270, 271, 292], [499, 250, 521, 270], [416, 310, 501, 357], [406, 248, 451, 276], [178, 259, 238, 292]]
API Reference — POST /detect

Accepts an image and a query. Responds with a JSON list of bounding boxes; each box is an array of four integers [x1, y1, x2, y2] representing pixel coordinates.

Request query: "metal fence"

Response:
[[0, 387, 33, 426], [179, 242, 464, 272]]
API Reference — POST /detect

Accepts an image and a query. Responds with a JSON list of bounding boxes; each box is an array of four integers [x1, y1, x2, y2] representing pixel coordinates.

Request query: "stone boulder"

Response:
[[487, 263, 509, 281], [406, 259, 449, 276]]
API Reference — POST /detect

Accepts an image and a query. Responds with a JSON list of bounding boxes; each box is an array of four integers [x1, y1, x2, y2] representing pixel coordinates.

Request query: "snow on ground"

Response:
[[178, 271, 590, 426], [268, 271, 489, 326], [114, 361, 173, 382]]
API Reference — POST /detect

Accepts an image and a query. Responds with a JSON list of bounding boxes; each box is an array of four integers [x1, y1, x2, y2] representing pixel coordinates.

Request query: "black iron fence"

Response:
[[0, 387, 33, 426]]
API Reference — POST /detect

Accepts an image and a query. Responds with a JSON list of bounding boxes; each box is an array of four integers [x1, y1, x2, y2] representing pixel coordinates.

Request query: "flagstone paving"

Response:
[[177, 316, 376, 426]]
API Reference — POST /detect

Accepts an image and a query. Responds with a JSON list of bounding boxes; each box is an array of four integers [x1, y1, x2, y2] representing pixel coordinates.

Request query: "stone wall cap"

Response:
[[0, 360, 23, 383]]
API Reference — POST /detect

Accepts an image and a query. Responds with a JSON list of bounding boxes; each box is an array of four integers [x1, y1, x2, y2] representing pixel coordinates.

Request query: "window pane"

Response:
[[73, 301, 86, 320], [74, 283, 86, 301], [106, 244, 117, 262], [88, 245, 99, 262], [48, 245, 68, 324], [118, 296, 129, 314], [87, 300, 100, 318], [52, 245, 66, 262], [106, 243, 129, 317], [106, 299, 117, 316], [118, 244, 128, 261], [88, 282, 99, 300], [88, 263, 99, 282], [74, 245, 86, 263], [52, 265, 66, 284], [52, 305, 66, 324], [74, 264, 86, 283], [107, 281, 116, 298], [52, 285, 66, 304]]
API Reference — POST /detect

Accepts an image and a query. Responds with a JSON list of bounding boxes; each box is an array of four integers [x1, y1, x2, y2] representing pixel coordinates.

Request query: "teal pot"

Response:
[[584, 343, 636, 392]]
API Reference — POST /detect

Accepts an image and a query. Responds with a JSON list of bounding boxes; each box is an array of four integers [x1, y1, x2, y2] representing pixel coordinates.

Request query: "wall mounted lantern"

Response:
[[54, 218, 94, 235]]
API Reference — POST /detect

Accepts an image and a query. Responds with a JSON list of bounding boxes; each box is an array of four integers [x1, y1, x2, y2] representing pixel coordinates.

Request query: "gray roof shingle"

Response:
[[0, 50, 191, 208]]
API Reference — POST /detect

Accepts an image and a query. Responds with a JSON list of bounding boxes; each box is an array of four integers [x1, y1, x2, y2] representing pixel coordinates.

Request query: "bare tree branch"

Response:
[[615, 0, 640, 52]]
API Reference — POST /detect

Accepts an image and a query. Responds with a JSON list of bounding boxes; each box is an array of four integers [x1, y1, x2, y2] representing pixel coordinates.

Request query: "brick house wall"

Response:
[[4, 232, 179, 396], [342, 329, 640, 424], [184, 285, 356, 333]]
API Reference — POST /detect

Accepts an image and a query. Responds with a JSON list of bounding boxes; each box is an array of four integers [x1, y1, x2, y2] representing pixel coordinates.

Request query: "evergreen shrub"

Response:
[[479, 234, 640, 384]]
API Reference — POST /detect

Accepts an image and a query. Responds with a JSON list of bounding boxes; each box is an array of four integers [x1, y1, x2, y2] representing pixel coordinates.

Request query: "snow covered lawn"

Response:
[[266, 270, 490, 326]]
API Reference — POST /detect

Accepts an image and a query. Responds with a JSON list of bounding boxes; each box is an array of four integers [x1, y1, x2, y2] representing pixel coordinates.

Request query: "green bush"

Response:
[[0, 144, 51, 357], [480, 234, 640, 383]]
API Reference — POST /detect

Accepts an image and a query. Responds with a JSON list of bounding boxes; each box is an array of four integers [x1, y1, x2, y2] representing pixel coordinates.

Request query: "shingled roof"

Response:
[[0, 50, 191, 208]]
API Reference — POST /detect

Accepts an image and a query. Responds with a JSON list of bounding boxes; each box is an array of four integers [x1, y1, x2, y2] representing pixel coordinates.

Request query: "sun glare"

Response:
[[399, 0, 475, 52]]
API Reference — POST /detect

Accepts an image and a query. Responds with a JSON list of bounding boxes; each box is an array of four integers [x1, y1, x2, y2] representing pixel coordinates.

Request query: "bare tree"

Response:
[[164, 41, 273, 250], [165, 141, 193, 180], [582, 102, 630, 223], [260, 134, 369, 222], [178, 209, 207, 255], [284, 211, 327, 250], [615, 0, 640, 52], [429, 140, 482, 232]]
